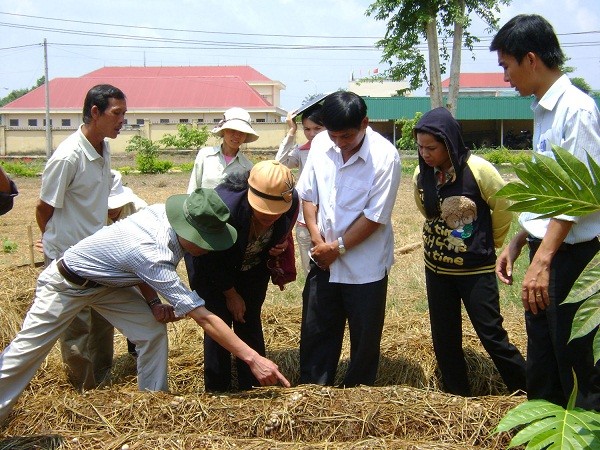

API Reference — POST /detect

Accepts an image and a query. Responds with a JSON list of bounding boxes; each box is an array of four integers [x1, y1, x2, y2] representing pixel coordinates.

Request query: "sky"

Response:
[[0, 0, 599, 112]]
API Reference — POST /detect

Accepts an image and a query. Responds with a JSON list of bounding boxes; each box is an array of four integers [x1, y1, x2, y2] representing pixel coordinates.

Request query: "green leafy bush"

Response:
[[159, 124, 210, 150], [481, 148, 531, 165], [0, 160, 43, 177], [125, 136, 173, 174], [396, 112, 422, 152]]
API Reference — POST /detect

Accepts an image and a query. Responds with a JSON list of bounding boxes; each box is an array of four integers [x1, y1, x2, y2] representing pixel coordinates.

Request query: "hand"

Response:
[[248, 354, 291, 387], [35, 238, 44, 254], [521, 260, 550, 314], [268, 240, 288, 257], [495, 234, 526, 285], [225, 292, 246, 323], [286, 111, 298, 135], [309, 241, 339, 270], [151, 303, 178, 323]]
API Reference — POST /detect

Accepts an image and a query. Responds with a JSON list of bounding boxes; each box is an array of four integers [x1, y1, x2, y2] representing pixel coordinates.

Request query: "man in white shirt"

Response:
[[492, 14, 600, 410], [35, 84, 126, 391], [297, 91, 401, 386], [0, 188, 289, 425]]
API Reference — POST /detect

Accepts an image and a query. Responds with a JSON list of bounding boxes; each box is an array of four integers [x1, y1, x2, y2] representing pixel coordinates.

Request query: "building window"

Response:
[[160, 119, 169, 124], [136, 119, 145, 125], [61, 119, 71, 127], [42, 119, 52, 126], [179, 118, 189, 123], [9, 119, 18, 127], [28, 119, 38, 127], [256, 118, 266, 123], [197, 118, 204, 123], [213, 118, 221, 123], [123, 119, 128, 125]]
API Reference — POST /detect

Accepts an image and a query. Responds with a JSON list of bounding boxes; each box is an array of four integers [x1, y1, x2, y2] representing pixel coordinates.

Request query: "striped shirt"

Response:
[[63, 204, 204, 317]]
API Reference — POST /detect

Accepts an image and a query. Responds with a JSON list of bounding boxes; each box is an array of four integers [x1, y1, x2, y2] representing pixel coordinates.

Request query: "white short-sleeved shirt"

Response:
[[297, 126, 402, 284], [519, 75, 600, 243], [187, 146, 253, 193], [40, 125, 112, 260]]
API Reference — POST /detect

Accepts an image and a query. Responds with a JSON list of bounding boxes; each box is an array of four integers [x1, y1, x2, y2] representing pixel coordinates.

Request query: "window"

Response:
[[136, 119, 144, 125], [197, 118, 204, 123], [123, 119, 128, 125], [9, 119, 18, 127], [42, 119, 52, 126], [256, 118, 266, 123], [179, 118, 189, 123], [28, 119, 38, 127], [160, 119, 169, 124], [61, 119, 71, 127], [213, 118, 221, 123]]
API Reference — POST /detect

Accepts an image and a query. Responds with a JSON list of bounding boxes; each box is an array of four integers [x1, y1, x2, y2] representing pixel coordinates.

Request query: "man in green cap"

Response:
[[0, 188, 290, 425]]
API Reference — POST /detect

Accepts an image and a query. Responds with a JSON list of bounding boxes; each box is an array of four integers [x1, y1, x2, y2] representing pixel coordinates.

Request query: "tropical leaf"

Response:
[[494, 376, 600, 449], [570, 295, 600, 341], [564, 253, 600, 304], [494, 146, 600, 218], [594, 331, 600, 366]]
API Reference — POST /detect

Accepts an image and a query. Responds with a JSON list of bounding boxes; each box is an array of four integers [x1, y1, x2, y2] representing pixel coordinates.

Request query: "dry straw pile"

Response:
[[0, 264, 526, 449]]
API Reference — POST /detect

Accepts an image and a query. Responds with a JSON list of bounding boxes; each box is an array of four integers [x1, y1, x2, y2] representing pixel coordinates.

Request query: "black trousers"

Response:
[[197, 264, 270, 392], [526, 237, 600, 409], [299, 265, 388, 387], [425, 269, 526, 396]]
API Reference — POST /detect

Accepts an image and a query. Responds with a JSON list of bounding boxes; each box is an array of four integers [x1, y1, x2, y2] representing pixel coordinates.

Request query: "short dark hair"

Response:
[[82, 84, 126, 124], [490, 14, 565, 69], [301, 103, 324, 126], [321, 91, 367, 131]]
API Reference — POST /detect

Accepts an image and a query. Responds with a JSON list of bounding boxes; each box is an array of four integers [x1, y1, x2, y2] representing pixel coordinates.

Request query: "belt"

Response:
[[527, 236, 598, 252], [56, 259, 101, 288]]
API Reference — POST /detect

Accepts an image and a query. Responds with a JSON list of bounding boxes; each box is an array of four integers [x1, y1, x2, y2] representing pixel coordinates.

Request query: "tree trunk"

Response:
[[426, 18, 443, 109], [446, 0, 465, 117]]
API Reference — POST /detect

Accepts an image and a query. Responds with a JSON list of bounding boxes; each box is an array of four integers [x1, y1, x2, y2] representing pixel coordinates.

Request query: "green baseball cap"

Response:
[[166, 188, 237, 251]]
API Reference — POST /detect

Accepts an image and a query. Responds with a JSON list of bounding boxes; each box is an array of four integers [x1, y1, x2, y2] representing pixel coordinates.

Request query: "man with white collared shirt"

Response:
[[492, 14, 600, 409], [0, 188, 289, 425], [35, 84, 126, 391], [297, 91, 401, 387]]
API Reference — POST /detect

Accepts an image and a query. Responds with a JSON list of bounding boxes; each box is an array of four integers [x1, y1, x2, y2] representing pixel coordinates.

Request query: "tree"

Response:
[[0, 76, 45, 107], [158, 123, 210, 150], [366, 0, 510, 116]]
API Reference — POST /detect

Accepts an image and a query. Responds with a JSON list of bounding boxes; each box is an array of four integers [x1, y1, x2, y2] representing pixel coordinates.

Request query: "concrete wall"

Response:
[[0, 121, 299, 155]]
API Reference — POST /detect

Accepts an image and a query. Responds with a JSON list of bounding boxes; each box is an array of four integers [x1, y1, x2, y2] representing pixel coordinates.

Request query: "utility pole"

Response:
[[44, 38, 52, 157]]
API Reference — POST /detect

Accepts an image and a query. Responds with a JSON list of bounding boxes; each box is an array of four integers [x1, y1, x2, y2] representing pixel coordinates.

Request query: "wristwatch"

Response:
[[337, 237, 346, 255]]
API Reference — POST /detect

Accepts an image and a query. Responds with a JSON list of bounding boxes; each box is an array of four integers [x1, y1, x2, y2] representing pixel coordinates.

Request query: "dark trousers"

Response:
[[299, 265, 388, 387], [197, 264, 270, 392], [425, 269, 526, 396], [526, 238, 600, 409]]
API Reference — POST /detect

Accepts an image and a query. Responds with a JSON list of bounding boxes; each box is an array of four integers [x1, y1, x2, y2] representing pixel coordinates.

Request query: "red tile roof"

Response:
[[3, 66, 273, 110], [82, 66, 271, 82], [441, 73, 509, 88], [2, 74, 272, 110]]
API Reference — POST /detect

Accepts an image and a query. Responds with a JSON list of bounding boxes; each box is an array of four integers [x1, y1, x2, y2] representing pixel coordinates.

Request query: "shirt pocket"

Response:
[[337, 176, 370, 211]]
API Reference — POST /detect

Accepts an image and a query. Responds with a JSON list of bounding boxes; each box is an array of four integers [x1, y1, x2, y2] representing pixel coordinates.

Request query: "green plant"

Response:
[[125, 135, 173, 174], [396, 112, 422, 151], [481, 148, 532, 165], [2, 238, 18, 253], [495, 374, 600, 449], [159, 124, 210, 150], [0, 160, 43, 177], [177, 162, 195, 172]]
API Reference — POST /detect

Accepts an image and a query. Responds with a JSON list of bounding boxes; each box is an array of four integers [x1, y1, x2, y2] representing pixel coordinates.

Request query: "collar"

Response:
[[531, 74, 570, 113], [78, 125, 105, 161]]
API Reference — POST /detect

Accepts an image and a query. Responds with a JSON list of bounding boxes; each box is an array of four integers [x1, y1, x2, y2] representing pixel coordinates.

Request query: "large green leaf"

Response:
[[495, 146, 600, 218], [495, 391, 600, 449], [569, 295, 600, 341], [564, 254, 600, 304]]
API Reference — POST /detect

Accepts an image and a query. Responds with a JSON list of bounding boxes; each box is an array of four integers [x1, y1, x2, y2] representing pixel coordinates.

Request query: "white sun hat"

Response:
[[108, 170, 142, 209], [211, 107, 260, 143]]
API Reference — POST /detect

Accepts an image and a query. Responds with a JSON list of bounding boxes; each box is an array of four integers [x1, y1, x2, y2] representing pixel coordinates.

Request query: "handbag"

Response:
[[267, 231, 297, 291]]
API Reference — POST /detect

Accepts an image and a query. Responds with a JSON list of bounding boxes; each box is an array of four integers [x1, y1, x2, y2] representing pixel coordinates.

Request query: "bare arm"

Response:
[[302, 200, 323, 246], [187, 305, 290, 387], [35, 199, 55, 233], [521, 218, 572, 314]]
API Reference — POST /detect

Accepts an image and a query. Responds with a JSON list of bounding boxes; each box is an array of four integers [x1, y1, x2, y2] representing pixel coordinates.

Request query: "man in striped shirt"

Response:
[[0, 188, 289, 424]]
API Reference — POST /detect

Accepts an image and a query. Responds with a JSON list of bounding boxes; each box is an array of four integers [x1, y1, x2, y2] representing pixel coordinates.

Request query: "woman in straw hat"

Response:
[[187, 160, 299, 392], [187, 107, 258, 193]]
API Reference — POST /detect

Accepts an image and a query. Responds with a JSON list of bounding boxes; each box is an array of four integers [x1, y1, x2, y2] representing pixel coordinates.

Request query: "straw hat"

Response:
[[108, 170, 140, 209], [211, 107, 259, 143], [166, 188, 237, 251], [247, 160, 295, 215]]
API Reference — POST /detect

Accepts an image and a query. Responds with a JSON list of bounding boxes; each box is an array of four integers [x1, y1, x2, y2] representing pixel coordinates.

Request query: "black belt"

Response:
[[56, 259, 101, 288], [527, 236, 598, 252]]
